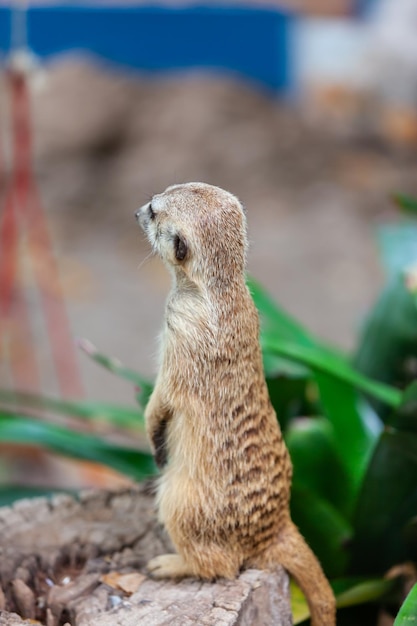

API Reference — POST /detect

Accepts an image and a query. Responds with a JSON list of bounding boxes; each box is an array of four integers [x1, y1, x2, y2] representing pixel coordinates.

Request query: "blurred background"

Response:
[[0, 0, 417, 487]]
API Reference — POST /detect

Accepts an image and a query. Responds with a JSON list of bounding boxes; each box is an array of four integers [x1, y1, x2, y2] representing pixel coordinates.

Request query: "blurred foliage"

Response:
[[1, 195, 417, 625], [393, 583, 417, 626]]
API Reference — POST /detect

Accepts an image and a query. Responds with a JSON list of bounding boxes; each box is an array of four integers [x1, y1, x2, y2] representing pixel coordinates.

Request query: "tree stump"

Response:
[[0, 483, 292, 626]]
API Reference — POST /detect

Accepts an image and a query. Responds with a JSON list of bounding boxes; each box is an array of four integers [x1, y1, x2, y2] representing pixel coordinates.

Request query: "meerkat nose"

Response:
[[134, 209, 141, 220]]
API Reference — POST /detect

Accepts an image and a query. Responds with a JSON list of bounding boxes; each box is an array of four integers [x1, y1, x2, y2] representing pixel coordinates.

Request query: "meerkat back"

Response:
[[135, 182, 336, 626]]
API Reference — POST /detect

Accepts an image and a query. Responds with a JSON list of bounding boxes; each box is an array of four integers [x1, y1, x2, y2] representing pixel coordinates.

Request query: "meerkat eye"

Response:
[[148, 203, 156, 220], [174, 234, 188, 261]]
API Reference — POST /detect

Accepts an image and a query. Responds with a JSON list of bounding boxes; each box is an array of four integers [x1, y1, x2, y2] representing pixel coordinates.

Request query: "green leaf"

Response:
[[266, 376, 315, 432], [354, 273, 417, 420], [291, 579, 311, 624], [290, 485, 352, 578], [394, 583, 417, 625], [334, 576, 397, 609], [393, 381, 417, 433], [286, 417, 351, 515], [393, 193, 417, 216], [0, 389, 144, 429], [134, 378, 154, 411], [264, 339, 401, 408], [249, 278, 400, 407], [314, 374, 381, 512], [0, 411, 155, 480], [263, 352, 310, 379], [247, 277, 316, 378], [291, 576, 397, 625], [78, 338, 153, 391], [351, 429, 417, 575], [248, 277, 314, 347]]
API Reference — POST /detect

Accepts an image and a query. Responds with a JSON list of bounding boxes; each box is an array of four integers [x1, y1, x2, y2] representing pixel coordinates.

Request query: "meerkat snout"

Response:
[[135, 202, 152, 224]]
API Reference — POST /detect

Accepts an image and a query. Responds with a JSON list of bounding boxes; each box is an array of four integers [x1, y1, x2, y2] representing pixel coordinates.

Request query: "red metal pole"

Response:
[[0, 70, 84, 397]]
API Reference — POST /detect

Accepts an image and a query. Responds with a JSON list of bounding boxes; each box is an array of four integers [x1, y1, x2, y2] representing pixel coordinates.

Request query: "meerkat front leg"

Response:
[[144, 386, 172, 468]]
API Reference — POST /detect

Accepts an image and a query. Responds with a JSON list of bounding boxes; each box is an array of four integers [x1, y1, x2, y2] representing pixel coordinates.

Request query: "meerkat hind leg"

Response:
[[147, 553, 193, 579], [147, 542, 240, 580]]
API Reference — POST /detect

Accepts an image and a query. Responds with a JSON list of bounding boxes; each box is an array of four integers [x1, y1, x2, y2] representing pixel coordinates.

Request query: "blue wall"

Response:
[[0, 5, 292, 91]]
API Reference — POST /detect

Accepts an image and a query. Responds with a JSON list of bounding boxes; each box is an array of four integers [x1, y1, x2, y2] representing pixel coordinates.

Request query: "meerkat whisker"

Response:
[[136, 248, 155, 271]]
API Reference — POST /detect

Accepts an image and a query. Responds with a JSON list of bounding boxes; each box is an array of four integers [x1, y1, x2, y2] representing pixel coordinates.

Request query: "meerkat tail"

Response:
[[272, 522, 336, 626]]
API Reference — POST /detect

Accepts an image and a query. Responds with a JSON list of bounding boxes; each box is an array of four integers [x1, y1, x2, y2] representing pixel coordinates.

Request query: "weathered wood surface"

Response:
[[0, 484, 292, 626]]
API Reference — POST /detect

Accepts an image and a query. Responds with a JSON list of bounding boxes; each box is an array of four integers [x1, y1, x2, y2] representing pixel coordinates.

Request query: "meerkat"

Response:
[[135, 182, 336, 626]]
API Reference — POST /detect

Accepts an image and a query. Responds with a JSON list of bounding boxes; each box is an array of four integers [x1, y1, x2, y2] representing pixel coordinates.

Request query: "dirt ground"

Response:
[[1, 58, 417, 405]]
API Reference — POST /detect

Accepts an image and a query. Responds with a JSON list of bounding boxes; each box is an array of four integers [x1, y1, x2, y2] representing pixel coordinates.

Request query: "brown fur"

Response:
[[135, 182, 336, 626]]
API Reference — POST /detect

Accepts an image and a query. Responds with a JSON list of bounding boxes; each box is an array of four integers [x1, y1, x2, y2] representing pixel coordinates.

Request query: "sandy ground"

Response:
[[1, 58, 417, 406]]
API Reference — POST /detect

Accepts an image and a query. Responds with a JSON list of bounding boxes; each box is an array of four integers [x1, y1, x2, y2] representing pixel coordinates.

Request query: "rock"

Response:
[[0, 484, 292, 626]]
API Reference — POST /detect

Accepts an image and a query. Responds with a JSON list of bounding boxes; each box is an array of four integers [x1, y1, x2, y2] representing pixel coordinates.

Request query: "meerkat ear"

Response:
[[174, 234, 188, 261]]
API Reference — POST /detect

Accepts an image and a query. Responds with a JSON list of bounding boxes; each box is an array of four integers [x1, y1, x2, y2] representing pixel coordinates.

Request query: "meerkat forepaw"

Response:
[[147, 553, 193, 579]]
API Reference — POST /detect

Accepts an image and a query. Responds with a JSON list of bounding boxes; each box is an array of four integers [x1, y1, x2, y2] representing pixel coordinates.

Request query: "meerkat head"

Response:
[[135, 182, 247, 288]]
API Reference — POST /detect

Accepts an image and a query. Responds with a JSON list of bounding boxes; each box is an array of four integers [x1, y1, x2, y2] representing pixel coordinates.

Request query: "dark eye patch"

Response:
[[174, 234, 188, 261], [148, 203, 156, 220]]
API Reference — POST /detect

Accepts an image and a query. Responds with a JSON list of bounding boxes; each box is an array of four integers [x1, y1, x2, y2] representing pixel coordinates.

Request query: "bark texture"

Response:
[[0, 484, 292, 626]]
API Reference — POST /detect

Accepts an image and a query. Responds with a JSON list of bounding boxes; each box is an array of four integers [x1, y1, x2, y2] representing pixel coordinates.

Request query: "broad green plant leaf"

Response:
[[0, 389, 144, 429], [290, 484, 352, 578], [264, 339, 401, 408], [314, 374, 381, 512], [266, 375, 316, 432], [248, 277, 313, 378], [134, 379, 154, 411], [354, 273, 417, 420], [392, 380, 417, 433], [248, 277, 313, 346], [249, 278, 400, 407], [291, 576, 397, 624], [250, 277, 395, 513], [352, 429, 417, 575], [0, 411, 155, 480], [291, 579, 311, 624], [286, 417, 350, 515], [394, 583, 417, 625], [333, 576, 397, 609]]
